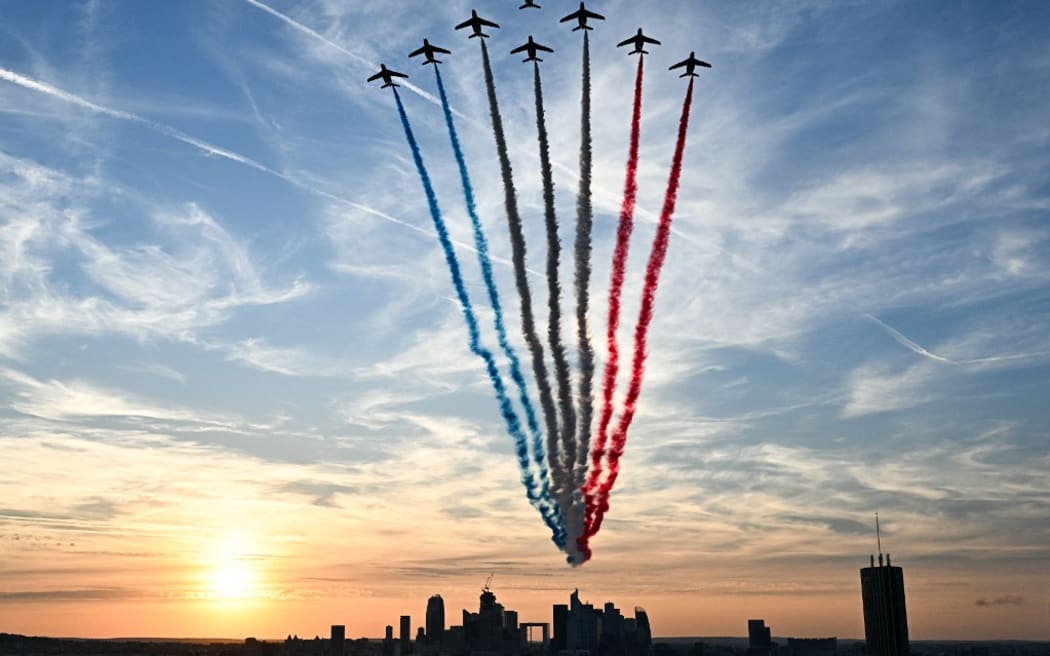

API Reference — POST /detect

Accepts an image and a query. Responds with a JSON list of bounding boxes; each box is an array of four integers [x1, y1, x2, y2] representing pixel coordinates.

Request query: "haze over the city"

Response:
[[1, 0, 1047, 641]]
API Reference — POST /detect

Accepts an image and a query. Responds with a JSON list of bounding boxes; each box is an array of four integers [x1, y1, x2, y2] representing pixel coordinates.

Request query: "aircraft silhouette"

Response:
[[367, 64, 408, 89], [511, 36, 554, 62], [560, 2, 604, 31], [519, 0, 541, 8], [455, 9, 500, 39], [617, 28, 660, 55], [408, 38, 451, 66], [668, 51, 712, 77]]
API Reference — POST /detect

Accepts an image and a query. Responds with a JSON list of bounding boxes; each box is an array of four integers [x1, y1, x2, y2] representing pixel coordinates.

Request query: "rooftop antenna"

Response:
[[876, 513, 882, 554], [875, 512, 884, 566]]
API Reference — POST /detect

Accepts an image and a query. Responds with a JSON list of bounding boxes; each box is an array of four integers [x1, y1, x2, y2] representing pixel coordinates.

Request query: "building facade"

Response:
[[426, 594, 445, 645], [860, 553, 910, 656]]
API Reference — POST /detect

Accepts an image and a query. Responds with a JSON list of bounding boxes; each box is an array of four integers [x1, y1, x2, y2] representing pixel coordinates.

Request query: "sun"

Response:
[[203, 536, 260, 602], [208, 561, 255, 600]]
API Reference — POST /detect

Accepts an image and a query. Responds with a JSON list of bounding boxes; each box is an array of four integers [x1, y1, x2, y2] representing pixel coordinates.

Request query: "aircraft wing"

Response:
[[616, 36, 635, 47], [367, 71, 384, 82], [510, 43, 529, 54], [478, 16, 500, 28], [536, 42, 554, 53], [697, 60, 712, 68], [390, 70, 409, 78], [584, 9, 604, 20], [668, 60, 687, 70], [559, 10, 581, 23], [454, 17, 473, 30], [432, 45, 451, 54], [408, 45, 426, 58], [642, 35, 661, 45]]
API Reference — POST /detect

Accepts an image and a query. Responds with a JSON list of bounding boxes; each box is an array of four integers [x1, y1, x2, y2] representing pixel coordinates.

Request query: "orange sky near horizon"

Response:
[[3, 0, 1049, 644]]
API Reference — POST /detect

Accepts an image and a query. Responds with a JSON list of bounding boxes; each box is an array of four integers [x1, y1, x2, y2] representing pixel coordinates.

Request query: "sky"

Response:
[[1, 0, 1049, 642]]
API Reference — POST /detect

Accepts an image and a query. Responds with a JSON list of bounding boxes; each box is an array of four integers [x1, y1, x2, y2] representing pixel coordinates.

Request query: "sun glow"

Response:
[[209, 561, 255, 600], [204, 536, 260, 602]]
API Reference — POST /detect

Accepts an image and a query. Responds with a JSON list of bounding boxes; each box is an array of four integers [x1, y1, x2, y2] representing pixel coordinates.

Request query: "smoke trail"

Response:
[[568, 30, 596, 563], [432, 66, 566, 545], [478, 40, 566, 546], [578, 78, 696, 561], [392, 88, 565, 545], [585, 55, 645, 538], [532, 60, 577, 536]]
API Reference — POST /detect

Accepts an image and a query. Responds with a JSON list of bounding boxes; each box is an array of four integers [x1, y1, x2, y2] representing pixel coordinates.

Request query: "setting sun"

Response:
[[208, 561, 255, 600], [203, 536, 261, 602]]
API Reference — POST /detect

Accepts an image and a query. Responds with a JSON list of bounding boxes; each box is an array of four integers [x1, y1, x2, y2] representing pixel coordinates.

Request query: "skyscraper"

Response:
[[747, 619, 772, 656], [860, 516, 910, 656], [552, 603, 568, 652], [330, 625, 345, 656], [426, 594, 445, 644], [400, 615, 412, 649]]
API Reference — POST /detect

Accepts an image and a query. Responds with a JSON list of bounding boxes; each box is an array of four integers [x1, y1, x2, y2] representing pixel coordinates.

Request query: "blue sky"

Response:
[[1, 0, 1048, 641]]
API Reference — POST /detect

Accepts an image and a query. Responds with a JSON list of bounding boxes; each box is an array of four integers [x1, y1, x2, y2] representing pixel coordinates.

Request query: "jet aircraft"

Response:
[[408, 38, 451, 65], [617, 28, 660, 55], [560, 2, 604, 31], [367, 64, 408, 89], [519, 0, 541, 8], [455, 9, 500, 39], [669, 51, 712, 77], [510, 36, 554, 62]]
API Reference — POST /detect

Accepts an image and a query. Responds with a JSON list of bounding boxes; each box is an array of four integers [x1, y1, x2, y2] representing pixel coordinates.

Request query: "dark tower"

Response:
[[860, 514, 910, 656], [400, 615, 412, 649], [552, 604, 568, 652], [426, 594, 445, 644], [330, 625, 345, 656]]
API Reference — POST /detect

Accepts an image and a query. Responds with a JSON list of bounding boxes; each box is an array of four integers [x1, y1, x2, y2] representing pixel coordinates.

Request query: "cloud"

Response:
[[0, 588, 141, 602], [840, 361, 938, 418], [975, 595, 1024, 607]]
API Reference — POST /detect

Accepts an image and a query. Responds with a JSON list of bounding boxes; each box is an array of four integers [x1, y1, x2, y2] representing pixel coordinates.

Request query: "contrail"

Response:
[[866, 313, 1050, 367], [569, 30, 597, 563], [239, 0, 445, 109], [586, 55, 645, 537], [579, 78, 697, 562], [392, 88, 565, 545], [0, 67, 465, 247], [478, 40, 566, 547], [532, 60, 576, 541], [865, 314, 953, 363], [433, 64, 562, 544]]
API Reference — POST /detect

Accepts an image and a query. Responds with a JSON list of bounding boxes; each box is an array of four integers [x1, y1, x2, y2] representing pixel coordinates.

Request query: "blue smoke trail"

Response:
[[392, 88, 566, 546], [433, 68, 566, 546]]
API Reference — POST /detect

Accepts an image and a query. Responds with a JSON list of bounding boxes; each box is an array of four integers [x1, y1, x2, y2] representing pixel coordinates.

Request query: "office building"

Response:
[[861, 552, 909, 656], [747, 619, 773, 656], [330, 625, 345, 656], [552, 604, 568, 652], [400, 615, 412, 646], [426, 594, 445, 644]]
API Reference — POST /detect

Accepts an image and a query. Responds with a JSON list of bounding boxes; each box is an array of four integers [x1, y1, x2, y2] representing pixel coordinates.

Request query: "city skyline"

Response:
[[1, 0, 1048, 643]]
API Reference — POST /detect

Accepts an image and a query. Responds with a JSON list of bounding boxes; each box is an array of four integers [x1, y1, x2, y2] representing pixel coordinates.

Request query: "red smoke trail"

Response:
[[583, 55, 645, 541], [579, 77, 695, 562]]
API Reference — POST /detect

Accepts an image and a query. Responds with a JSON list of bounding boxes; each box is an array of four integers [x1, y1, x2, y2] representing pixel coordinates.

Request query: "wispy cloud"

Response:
[[975, 595, 1024, 607]]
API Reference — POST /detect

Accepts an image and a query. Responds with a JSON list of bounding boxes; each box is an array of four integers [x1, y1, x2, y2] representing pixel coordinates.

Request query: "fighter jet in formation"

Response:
[[617, 28, 660, 55], [367, 64, 408, 88], [455, 9, 500, 39], [510, 35, 554, 62], [560, 2, 604, 31], [518, 0, 541, 8], [669, 51, 713, 77], [408, 38, 451, 66]]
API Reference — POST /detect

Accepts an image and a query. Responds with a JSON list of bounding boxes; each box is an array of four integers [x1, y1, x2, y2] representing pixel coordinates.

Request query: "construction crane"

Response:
[[484, 572, 494, 591]]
